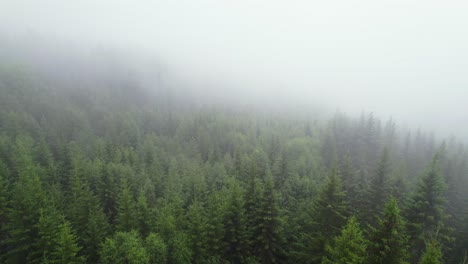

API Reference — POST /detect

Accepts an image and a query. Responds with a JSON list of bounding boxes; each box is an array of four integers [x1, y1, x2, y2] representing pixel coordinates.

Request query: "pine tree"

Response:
[[98, 162, 119, 222], [0, 172, 8, 256], [368, 147, 392, 222], [204, 191, 226, 261], [389, 164, 409, 205], [223, 181, 249, 263], [406, 153, 449, 258], [0, 163, 8, 227], [254, 173, 286, 263], [81, 204, 110, 263], [186, 199, 208, 263], [168, 232, 192, 264], [3, 154, 45, 263], [155, 202, 192, 264], [244, 158, 263, 256], [368, 196, 409, 264], [419, 240, 443, 264], [308, 166, 348, 262], [340, 154, 358, 212], [136, 191, 151, 236], [100, 231, 150, 264], [67, 165, 104, 245], [48, 221, 85, 264], [144, 233, 168, 264], [321, 216, 368, 264], [115, 179, 137, 232], [36, 202, 65, 263]]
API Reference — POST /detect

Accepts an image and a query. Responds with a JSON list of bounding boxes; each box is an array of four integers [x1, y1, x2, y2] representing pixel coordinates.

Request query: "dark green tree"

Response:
[[3, 149, 45, 263], [0, 172, 8, 256], [115, 179, 137, 232], [204, 191, 226, 261], [254, 173, 286, 263], [368, 196, 409, 264], [186, 200, 208, 263], [81, 205, 110, 263], [48, 221, 85, 264], [136, 191, 152, 237], [321, 216, 368, 264], [419, 240, 443, 264], [36, 203, 65, 263], [368, 147, 392, 223], [99, 231, 149, 264], [144, 233, 168, 264], [223, 181, 249, 263], [306, 166, 348, 263], [168, 232, 192, 264], [406, 154, 449, 258]]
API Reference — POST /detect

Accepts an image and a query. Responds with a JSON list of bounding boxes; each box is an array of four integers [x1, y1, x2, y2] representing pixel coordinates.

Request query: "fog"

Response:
[[1, 0, 468, 139]]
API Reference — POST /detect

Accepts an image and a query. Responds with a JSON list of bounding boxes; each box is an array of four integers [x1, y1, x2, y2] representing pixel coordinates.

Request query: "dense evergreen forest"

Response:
[[0, 64, 467, 264]]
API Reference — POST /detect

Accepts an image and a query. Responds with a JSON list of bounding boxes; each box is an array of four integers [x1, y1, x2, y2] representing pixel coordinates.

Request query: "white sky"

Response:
[[1, 0, 468, 138]]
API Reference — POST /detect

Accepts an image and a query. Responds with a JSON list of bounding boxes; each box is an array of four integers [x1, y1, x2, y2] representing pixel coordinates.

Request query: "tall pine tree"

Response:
[[406, 153, 450, 259], [368, 196, 409, 264], [321, 216, 368, 264]]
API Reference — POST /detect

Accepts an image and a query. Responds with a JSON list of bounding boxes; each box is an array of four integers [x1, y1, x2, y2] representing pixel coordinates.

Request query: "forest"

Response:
[[0, 64, 467, 264]]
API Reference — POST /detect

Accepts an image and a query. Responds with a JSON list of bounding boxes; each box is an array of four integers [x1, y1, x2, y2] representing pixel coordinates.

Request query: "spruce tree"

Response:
[[204, 191, 226, 261], [186, 199, 208, 263], [36, 203, 65, 263], [368, 196, 409, 264], [244, 158, 263, 256], [419, 240, 443, 264], [115, 179, 137, 232], [321, 216, 368, 264], [254, 173, 286, 263], [100, 231, 150, 264], [168, 232, 192, 264], [3, 157, 45, 263], [223, 181, 249, 263], [136, 191, 151, 236], [406, 153, 449, 259], [340, 154, 358, 213], [0, 165, 8, 224], [308, 166, 348, 262], [0, 172, 8, 256], [368, 147, 392, 222], [48, 221, 85, 264], [81, 205, 109, 263], [144, 233, 168, 264]]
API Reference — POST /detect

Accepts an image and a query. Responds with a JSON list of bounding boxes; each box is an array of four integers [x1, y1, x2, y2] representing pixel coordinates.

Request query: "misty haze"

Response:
[[0, 1, 467, 264]]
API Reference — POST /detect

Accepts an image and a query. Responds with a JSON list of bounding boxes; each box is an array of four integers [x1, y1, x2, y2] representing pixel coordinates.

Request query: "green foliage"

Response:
[[406, 153, 450, 259], [368, 147, 392, 222], [305, 166, 348, 263], [81, 205, 110, 263], [0, 172, 8, 253], [254, 173, 286, 263], [419, 240, 443, 264], [3, 152, 45, 263], [136, 191, 152, 236], [115, 179, 137, 232], [99, 231, 149, 264], [321, 216, 368, 264], [48, 222, 85, 264], [223, 181, 249, 263], [368, 196, 409, 264], [144, 233, 168, 264], [186, 200, 209, 263], [168, 232, 192, 264], [36, 203, 65, 262]]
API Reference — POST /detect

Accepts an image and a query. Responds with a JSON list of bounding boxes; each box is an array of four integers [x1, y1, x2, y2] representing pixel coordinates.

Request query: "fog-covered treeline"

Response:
[[0, 63, 467, 264]]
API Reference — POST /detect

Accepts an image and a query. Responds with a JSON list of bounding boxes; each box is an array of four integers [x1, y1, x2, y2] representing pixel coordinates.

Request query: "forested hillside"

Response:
[[0, 65, 467, 264]]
